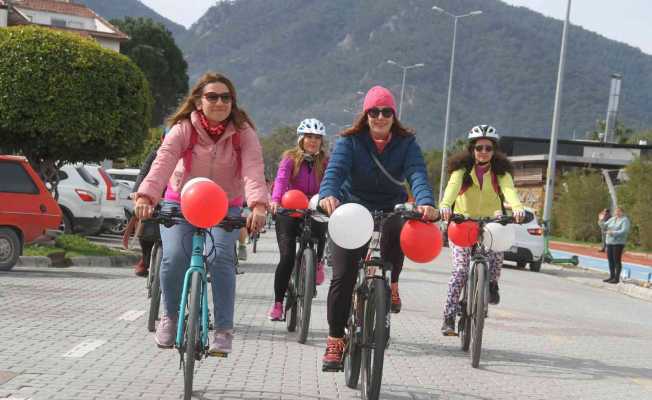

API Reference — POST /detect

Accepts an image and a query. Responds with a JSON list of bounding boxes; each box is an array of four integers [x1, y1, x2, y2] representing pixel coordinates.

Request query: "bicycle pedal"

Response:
[[321, 364, 343, 372], [443, 331, 459, 337], [208, 351, 228, 358]]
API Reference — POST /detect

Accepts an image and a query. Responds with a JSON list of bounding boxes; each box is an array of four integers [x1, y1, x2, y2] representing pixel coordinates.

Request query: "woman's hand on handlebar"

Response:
[[134, 197, 154, 220], [269, 201, 279, 215], [512, 209, 526, 223], [417, 205, 439, 221], [247, 204, 267, 233], [319, 196, 340, 216], [439, 206, 452, 222]]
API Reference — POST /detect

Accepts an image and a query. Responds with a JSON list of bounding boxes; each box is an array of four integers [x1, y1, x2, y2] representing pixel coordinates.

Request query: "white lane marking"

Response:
[[62, 339, 107, 358], [117, 310, 145, 321]]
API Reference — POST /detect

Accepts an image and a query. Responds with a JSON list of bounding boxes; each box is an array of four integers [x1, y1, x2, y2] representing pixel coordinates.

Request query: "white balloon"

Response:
[[309, 194, 329, 223], [180, 177, 212, 198], [328, 203, 374, 249], [482, 222, 516, 252]]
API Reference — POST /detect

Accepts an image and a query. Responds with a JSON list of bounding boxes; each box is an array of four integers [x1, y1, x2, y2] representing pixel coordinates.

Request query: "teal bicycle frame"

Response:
[[175, 229, 209, 350]]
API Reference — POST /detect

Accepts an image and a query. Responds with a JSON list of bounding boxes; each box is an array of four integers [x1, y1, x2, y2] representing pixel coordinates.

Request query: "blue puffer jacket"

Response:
[[319, 132, 435, 211]]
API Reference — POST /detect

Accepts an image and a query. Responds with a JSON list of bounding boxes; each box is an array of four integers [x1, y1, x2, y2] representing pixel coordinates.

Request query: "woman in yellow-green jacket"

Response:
[[438, 125, 525, 336]]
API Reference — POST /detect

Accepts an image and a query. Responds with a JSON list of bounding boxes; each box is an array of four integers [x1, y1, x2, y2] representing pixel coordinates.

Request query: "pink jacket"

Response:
[[137, 111, 268, 208]]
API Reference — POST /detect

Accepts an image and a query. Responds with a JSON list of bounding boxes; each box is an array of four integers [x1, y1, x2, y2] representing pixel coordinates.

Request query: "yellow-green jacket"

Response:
[[439, 166, 524, 219]]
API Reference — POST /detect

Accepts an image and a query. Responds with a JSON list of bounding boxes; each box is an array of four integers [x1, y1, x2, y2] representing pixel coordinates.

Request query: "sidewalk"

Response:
[[550, 240, 652, 267]]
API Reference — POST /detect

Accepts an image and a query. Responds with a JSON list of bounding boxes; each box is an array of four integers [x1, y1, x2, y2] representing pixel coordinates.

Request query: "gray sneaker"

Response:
[[238, 244, 247, 261], [154, 314, 177, 348], [209, 330, 233, 357]]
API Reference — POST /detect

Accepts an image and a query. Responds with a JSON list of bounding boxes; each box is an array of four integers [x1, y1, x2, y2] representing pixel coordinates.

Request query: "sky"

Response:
[[140, 0, 652, 55]]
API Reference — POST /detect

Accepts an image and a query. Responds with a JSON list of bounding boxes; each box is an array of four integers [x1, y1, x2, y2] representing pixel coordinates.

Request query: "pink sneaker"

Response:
[[268, 302, 283, 321], [316, 261, 325, 286], [154, 314, 177, 348]]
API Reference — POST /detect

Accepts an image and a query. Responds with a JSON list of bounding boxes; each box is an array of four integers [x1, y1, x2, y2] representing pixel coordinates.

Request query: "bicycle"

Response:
[[146, 206, 246, 400], [278, 207, 327, 344], [449, 212, 532, 368], [340, 203, 428, 400], [249, 230, 259, 254]]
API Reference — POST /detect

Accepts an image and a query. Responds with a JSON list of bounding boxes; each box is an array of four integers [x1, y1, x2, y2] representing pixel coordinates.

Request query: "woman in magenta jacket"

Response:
[[267, 118, 329, 321], [134, 72, 268, 355]]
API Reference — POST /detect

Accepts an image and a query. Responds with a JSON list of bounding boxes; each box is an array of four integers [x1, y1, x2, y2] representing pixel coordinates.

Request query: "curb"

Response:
[[543, 263, 652, 303], [17, 254, 140, 268]]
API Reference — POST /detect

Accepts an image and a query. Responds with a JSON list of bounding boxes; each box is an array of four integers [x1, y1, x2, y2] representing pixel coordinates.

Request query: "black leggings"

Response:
[[327, 214, 406, 337], [273, 214, 327, 302], [606, 244, 624, 281]]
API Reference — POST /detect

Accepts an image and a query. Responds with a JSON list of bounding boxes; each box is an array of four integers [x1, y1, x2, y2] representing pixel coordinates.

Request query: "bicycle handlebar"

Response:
[[145, 207, 247, 231], [449, 210, 534, 226]]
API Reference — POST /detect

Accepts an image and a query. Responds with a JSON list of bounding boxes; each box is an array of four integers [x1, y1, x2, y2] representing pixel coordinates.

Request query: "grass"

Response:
[[24, 234, 124, 257]]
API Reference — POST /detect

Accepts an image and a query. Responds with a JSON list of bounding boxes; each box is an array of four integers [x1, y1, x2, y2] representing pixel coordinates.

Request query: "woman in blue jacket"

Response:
[[318, 86, 438, 371], [598, 207, 631, 283]]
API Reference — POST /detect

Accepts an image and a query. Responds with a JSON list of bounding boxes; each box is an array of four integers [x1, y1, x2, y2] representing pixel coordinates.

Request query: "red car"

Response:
[[0, 155, 62, 271]]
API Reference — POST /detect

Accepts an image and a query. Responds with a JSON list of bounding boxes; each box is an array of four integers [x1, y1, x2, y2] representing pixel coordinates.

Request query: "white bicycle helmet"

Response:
[[297, 118, 326, 142], [468, 125, 499, 142]]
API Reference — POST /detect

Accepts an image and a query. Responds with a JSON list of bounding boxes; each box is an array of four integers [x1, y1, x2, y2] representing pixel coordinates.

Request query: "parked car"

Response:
[[57, 164, 104, 235], [0, 155, 62, 271], [106, 168, 140, 191], [85, 164, 132, 235], [503, 208, 545, 272]]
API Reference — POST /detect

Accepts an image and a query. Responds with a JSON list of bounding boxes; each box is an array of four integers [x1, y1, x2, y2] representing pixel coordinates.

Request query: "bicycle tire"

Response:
[[286, 262, 298, 332], [361, 279, 388, 400], [297, 248, 316, 344], [252, 236, 258, 254], [184, 272, 201, 400], [471, 263, 487, 368], [344, 291, 362, 388], [147, 242, 163, 332], [459, 286, 471, 351]]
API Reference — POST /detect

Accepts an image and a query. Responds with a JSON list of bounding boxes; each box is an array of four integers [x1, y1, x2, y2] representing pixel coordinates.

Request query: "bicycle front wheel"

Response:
[[147, 242, 162, 332], [361, 279, 389, 400], [344, 290, 362, 388], [183, 271, 201, 400], [470, 263, 487, 368], [252, 236, 258, 253], [286, 262, 298, 332], [297, 248, 316, 344]]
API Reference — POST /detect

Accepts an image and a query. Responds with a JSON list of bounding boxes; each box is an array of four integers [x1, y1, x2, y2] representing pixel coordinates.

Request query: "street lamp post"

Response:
[[433, 6, 482, 202], [386, 60, 425, 120]]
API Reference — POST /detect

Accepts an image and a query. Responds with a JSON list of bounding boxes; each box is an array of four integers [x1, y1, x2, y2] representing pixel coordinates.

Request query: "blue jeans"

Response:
[[159, 201, 241, 331]]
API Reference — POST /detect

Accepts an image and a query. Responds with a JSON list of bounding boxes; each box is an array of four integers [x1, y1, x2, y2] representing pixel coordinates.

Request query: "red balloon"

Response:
[[281, 189, 309, 210], [400, 220, 443, 263], [448, 220, 480, 248], [181, 179, 228, 228]]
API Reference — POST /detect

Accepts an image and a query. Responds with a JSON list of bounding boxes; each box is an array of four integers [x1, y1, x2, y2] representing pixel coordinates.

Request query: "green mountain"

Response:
[[178, 0, 652, 149], [78, 0, 187, 39]]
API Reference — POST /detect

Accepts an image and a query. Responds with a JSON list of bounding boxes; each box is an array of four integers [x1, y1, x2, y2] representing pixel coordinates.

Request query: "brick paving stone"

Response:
[[2, 232, 651, 399]]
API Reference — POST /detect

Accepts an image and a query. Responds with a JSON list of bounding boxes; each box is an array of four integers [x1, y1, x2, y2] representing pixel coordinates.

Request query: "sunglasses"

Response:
[[367, 107, 394, 119], [474, 145, 494, 153], [203, 92, 232, 104]]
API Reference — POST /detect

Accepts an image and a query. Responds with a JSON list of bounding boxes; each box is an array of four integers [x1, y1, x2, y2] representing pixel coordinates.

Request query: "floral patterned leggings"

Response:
[[443, 243, 503, 319]]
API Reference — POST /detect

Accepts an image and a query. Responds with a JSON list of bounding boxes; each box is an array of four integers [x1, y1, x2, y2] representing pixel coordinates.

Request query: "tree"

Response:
[[587, 120, 635, 143], [551, 170, 610, 241], [422, 149, 443, 199], [618, 157, 652, 249], [0, 26, 151, 192], [111, 17, 188, 127], [259, 126, 297, 179]]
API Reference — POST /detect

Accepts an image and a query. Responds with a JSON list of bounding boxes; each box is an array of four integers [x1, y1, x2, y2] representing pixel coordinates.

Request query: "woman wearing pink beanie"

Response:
[[318, 85, 438, 371]]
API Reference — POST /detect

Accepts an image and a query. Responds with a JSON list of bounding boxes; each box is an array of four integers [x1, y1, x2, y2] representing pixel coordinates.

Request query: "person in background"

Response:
[[267, 118, 329, 321], [598, 207, 630, 283], [598, 207, 611, 252]]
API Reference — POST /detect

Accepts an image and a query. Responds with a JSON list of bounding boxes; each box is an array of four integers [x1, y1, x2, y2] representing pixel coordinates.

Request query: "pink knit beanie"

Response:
[[362, 86, 397, 114]]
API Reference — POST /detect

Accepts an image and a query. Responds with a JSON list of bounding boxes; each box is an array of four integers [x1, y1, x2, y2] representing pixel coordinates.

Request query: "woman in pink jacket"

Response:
[[134, 72, 268, 355], [267, 118, 329, 321]]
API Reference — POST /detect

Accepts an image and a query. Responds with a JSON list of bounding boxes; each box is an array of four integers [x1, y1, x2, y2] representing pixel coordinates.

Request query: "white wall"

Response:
[[95, 37, 120, 52], [0, 9, 8, 27], [14, 7, 93, 30]]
